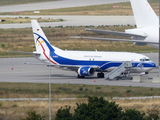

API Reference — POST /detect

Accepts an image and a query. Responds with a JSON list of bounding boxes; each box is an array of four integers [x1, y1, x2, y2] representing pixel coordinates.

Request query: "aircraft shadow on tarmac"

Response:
[[21, 74, 104, 80]]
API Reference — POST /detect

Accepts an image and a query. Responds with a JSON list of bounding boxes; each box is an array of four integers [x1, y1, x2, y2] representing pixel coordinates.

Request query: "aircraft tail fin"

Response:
[[31, 20, 52, 53], [130, 0, 158, 28], [31, 20, 62, 53]]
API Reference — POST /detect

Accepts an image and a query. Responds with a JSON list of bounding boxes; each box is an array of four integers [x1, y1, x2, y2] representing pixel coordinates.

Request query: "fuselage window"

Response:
[[140, 59, 144, 61]]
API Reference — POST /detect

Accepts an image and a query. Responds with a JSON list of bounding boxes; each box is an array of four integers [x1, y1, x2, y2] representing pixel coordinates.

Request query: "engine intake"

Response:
[[78, 67, 95, 76]]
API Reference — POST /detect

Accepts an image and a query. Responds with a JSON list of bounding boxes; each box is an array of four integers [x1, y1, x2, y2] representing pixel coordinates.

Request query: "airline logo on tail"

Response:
[[32, 24, 59, 65]]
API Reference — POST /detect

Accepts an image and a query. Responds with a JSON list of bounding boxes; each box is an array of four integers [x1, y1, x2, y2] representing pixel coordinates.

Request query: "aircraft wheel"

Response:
[[77, 75, 85, 78], [145, 72, 149, 74], [97, 73, 104, 78]]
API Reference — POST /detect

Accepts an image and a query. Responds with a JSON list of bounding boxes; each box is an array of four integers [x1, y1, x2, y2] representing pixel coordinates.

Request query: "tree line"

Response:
[[21, 96, 159, 120]]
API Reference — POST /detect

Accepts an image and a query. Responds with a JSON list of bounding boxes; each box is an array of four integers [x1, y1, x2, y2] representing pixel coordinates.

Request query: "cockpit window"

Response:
[[145, 59, 150, 61], [140, 58, 150, 61]]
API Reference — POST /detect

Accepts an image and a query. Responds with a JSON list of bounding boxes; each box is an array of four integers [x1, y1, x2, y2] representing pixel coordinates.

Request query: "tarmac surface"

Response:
[[0, 53, 159, 88], [0, 0, 129, 13]]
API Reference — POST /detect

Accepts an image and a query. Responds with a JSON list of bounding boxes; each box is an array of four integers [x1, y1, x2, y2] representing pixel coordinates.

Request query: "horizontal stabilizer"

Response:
[[71, 36, 158, 44], [23, 62, 47, 65], [86, 28, 147, 38], [7, 51, 41, 55]]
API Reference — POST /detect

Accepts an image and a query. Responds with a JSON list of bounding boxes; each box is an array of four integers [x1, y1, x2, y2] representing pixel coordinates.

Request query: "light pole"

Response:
[[159, 0, 160, 77], [49, 53, 52, 120]]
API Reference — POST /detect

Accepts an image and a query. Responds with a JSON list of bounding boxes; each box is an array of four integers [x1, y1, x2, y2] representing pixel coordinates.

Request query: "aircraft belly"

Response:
[[130, 67, 154, 73]]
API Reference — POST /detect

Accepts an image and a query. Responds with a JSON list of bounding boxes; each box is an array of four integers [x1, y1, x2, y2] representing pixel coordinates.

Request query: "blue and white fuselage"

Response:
[[32, 20, 156, 78]]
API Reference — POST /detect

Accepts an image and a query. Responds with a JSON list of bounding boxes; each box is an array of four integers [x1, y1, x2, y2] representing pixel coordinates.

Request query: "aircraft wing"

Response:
[[72, 36, 158, 44], [86, 28, 147, 38]]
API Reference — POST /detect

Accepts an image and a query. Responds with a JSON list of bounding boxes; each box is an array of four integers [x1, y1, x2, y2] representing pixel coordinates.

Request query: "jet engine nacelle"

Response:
[[78, 67, 95, 76]]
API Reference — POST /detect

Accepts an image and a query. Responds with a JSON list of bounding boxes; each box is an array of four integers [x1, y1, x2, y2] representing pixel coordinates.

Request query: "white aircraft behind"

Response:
[[9, 20, 156, 78], [75, 0, 159, 49]]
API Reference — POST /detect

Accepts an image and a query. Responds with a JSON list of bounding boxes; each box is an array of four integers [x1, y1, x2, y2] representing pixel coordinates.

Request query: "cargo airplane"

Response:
[[74, 0, 159, 49], [8, 20, 156, 78]]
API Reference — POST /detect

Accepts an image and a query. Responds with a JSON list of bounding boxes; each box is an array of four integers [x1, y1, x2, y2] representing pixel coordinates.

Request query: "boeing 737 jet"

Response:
[[9, 20, 156, 79], [75, 0, 159, 49]]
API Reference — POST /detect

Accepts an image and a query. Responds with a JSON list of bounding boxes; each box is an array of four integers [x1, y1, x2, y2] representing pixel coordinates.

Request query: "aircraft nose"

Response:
[[146, 62, 156, 70], [150, 62, 156, 68]]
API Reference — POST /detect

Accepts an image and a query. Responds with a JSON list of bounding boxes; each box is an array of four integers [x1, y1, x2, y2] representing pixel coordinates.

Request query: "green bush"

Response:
[[126, 89, 132, 93], [55, 96, 149, 120], [55, 106, 73, 120], [20, 110, 45, 120], [0, 103, 2, 107], [79, 87, 83, 91], [96, 86, 101, 89], [1, 44, 5, 48], [73, 96, 123, 120], [12, 104, 18, 107], [122, 109, 146, 120]]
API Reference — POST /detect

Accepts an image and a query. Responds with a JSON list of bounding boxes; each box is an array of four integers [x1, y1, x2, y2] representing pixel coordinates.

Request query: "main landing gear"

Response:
[[97, 72, 104, 78], [77, 72, 105, 78], [77, 74, 85, 78]]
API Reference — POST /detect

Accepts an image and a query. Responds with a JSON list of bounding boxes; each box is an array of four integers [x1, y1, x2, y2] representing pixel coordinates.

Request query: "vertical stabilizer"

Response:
[[31, 20, 52, 53], [130, 0, 158, 28]]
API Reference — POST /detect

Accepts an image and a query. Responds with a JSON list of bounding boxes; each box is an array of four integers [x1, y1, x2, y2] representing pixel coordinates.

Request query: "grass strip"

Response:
[[0, 82, 159, 119], [0, 82, 160, 98], [0, 17, 64, 24]]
